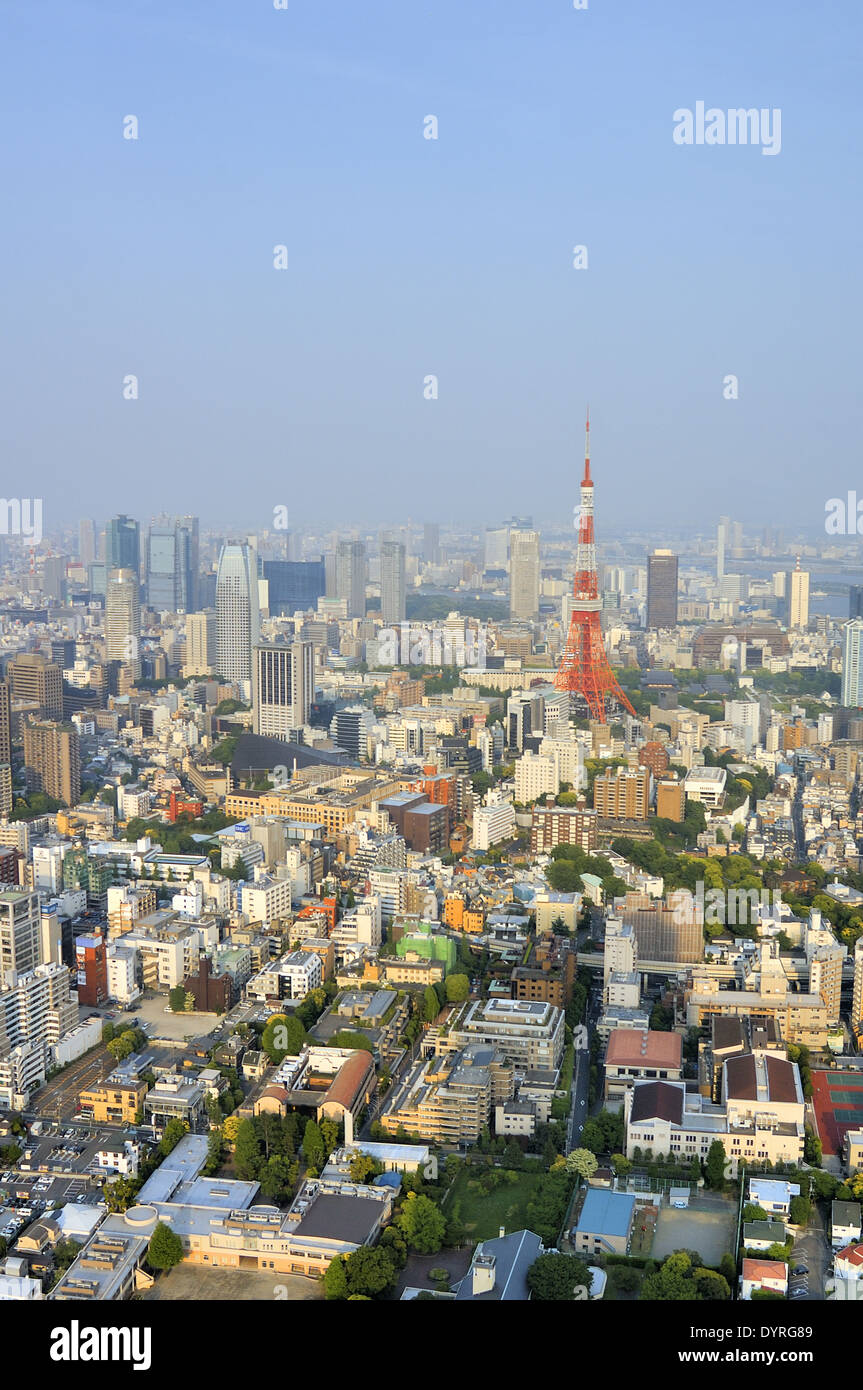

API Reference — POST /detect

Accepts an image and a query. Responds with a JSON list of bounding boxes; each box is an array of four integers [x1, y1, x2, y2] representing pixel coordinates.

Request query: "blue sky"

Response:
[[1, 0, 860, 534]]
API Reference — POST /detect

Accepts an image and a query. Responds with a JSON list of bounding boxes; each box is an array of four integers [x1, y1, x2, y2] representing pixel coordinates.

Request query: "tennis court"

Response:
[[811, 1070, 863, 1156]]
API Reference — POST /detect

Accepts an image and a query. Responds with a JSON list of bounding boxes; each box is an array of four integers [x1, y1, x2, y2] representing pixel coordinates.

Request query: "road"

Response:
[[790, 1202, 830, 1302], [566, 1047, 591, 1152]]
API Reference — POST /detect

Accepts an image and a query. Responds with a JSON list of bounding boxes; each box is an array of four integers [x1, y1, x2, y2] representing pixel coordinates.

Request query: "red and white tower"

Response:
[[554, 411, 635, 722]]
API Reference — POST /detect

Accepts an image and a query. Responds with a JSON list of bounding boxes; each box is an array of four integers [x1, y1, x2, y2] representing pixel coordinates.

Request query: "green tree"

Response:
[[233, 1119, 262, 1180], [261, 1012, 305, 1063], [323, 1255, 349, 1300], [343, 1245, 397, 1297], [158, 1118, 189, 1157], [444, 973, 470, 1002], [527, 1253, 592, 1301], [168, 985, 186, 1013], [789, 1194, 811, 1227], [302, 1120, 325, 1172], [565, 1148, 598, 1181], [705, 1140, 728, 1190], [147, 1221, 183, 1271], [423, 986, 440, 1023], [397, 1193, 447, 1253], [349, 1153, 383, 1184], [101, 1177, 141, 1213]]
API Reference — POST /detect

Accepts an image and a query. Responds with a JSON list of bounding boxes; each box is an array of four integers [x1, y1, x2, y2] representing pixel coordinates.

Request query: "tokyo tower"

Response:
[[554, 411, 635, 723]]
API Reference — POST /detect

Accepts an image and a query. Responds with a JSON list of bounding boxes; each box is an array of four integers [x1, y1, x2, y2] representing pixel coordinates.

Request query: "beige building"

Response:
[[79, 1077, 149, 1125], [594, 767, 650, 821], [22, 719, 81, 807], [625, 1056, 804, 1176]]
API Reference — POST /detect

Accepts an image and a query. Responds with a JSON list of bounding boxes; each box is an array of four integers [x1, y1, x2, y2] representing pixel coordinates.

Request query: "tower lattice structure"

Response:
[[554, 412, 635, 723]]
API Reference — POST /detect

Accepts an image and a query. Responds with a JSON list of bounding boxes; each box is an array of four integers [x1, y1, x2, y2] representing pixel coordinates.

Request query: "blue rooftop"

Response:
[[576, 1188, 635, 1239]]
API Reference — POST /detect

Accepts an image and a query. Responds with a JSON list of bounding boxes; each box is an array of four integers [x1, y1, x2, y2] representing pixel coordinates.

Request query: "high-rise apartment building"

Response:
[[8, 653, 63, 720], [841, 618, 863, 708], [0, 681, 11, 818], [75, 934, 108, 1007], [184, 611, 217, 677], [22, 719, 81, 807], [105, 568, 141, 676], [0, 888, 42, 990], [380, 540, 406, 624], [336, 540, 367, 619], [253, 641, 315, 738], [509, 528, 540, 621], [593, 767, 650, 821], [788, 561, 810, 629], [646, 550, 679, 629], [853, 939, 863, 1039], [215, 543, 260, 685]]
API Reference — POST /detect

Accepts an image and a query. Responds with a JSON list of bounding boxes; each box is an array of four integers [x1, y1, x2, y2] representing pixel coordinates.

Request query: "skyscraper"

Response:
[[78, 518, 96, 568], [262, 559, 326, 616], [842, 618, 863, 708], [216, 543, 260, 685], [423, 523, 440, 566], [8, 653, 63, 720], [716, 516, 729, 581], [850, 585, 863, 619], [146, 521, 181, 611], [484, 527, 509, 571], [788, 559, 810, 629], [0, 888, 42, 990], [646, 550, 679, 629], [178, 515, 200, 612], [509, 528, 540, 621], [336, 540, 367, 619], [253, 640, 315, 738], [105, 515, 140, 575], [184, 611, 217, 677], [380, 540, 406, 624], [0, 681, 11, 818], [22, 720, 81, 807], [105, 568, 141, 675]]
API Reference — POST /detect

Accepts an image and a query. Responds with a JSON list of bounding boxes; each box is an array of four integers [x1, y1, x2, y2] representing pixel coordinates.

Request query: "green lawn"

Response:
[[446, 1168, 545, 1242]]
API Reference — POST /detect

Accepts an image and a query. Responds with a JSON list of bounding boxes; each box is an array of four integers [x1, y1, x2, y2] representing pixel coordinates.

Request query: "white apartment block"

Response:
[[107, 944, 141, 1006], [683, 766, 728, 807], [246, 949, 323, 1002], [514, 752, 559, 804], [240, 875, 295, 928], [472, 792, 516, 850], [446, 998, 566, 1072]]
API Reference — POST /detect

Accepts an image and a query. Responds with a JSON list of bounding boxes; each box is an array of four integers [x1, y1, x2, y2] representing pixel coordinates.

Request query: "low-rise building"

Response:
[[79, 1076, 148, 1125], [740, 1257, 788, 1300], [604, 1029, 683, 1101], [832, 1201, 862, 1248], [572, 1188, 636, 1257]]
